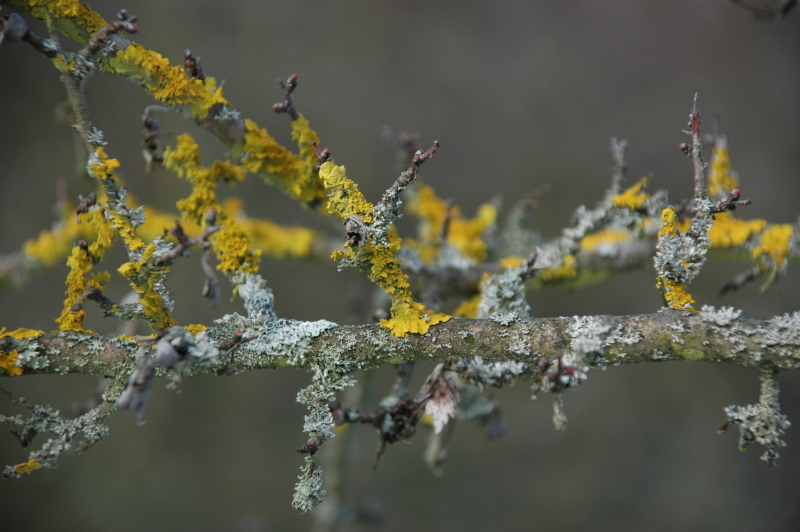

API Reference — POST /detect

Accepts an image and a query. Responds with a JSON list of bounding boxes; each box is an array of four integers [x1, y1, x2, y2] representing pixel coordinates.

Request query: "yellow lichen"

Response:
[[90, 148, 146, 251], [580, 229, 631, 253], [56, 208, 117, 333], [657, 278, 697, 312], [753, 224, 794, 267], [537, 255, 578, 284], [454, 293, 482, 319], [164, 134, 261, 274], [0, 327, 46, 340], [117, 244, 176, 330], [707, 139, 739, 198], [230, 204, 320, 260], [107, 44, 228, 120], [13, 458, 41, 475], [0, 327, 41, 375], [184, 323, 207, 335], [320, 162, 450, 337], [241, 117, 329, 210], [0, 351, 23, 376], [320, 161, 374, 223], [658, 206, 679, 239], [23, 204, 95, 267], [25, 0, 107, 38], [708, 212, 767, 249], [405, 184, 496, 263], [498, 257, 525, 269], [611, 178, 649, 210], [139, 206, 202, 242]]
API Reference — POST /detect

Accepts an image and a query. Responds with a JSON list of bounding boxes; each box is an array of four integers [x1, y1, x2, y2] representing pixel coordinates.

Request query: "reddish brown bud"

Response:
[[2, 13, 29, 43], [679, 143, 692, 156]]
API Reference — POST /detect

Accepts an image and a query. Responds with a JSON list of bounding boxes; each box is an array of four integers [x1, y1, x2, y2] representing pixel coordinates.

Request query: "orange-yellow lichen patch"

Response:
[[25, 0, 107, 37], [51, 53, 74, 72], [657, 278, 697, 312], [538, 255, 578, 284], [320, 162, 374, 223], [611, 178, 649, 210], [139, 206, 202, 242], [225, 197, 319, 259], [753, 224, 794, 267], [0, 327, 41, 375], [707, 139, 739, 198], [0, 351, 23, 376], [241, 117, 329, 210], [56, 209, 117, 333], [499, 257, 525, 269], [237, 217, 319, 259], [658, 206, 679, 238], [22, 206, 95, 267], [454, 293, 482, 319], [107, 44, 228, 120], [406, 184, 496, 262], [708, 212, 767, 249], [90, 148, 145, 251], [0, 327, 46, 340], [448, 203, 497, 262], [381, 297, 450, 337], [184, 323, 207, 335], [580, 229, 631, 253], [320, 162, 450, 337], [13, 458, 41, 475], [117, 244, 176, 330], [164, 134, 261, 274]]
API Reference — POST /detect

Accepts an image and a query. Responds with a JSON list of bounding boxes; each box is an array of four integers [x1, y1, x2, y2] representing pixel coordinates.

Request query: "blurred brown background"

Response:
[[1, 1, 800, 530]]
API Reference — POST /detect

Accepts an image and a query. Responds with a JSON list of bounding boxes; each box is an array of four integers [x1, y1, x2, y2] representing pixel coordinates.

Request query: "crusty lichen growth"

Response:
[[116, 242, 176, 330], [320, 162, 450, 337], [107, 44, 228, 120], [89, 147, 146, 253], [723, 371, 791, 465], [1, 382, 122, 478], [653, 201, 713, 312], [293, 456, 327, 512], [477, 265, 531, 319], [56, 209, 116, 333], [164, 134, 260, 274], [241, 116, 329, 210], [14, 0, 107, 43]]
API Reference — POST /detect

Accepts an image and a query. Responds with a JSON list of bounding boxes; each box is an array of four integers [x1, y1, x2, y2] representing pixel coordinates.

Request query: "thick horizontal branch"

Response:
[[5, 308, 800, 381]]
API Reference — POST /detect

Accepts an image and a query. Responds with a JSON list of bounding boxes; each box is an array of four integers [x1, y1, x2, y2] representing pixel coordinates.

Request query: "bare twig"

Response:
[[273, 73, 300, 120]]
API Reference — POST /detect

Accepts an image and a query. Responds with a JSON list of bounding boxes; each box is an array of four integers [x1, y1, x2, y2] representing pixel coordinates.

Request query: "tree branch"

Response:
[[5, 308, 800, 380]]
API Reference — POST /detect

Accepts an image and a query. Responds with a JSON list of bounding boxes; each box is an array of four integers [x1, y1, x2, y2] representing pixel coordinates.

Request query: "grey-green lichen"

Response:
[[723, 371, 790, 465], [227, 271, 276, 319], [293, 456, 327, 512], [654, 198, 713, 286], [477, 265, 531, 319], [1, 381, 122, 478]]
